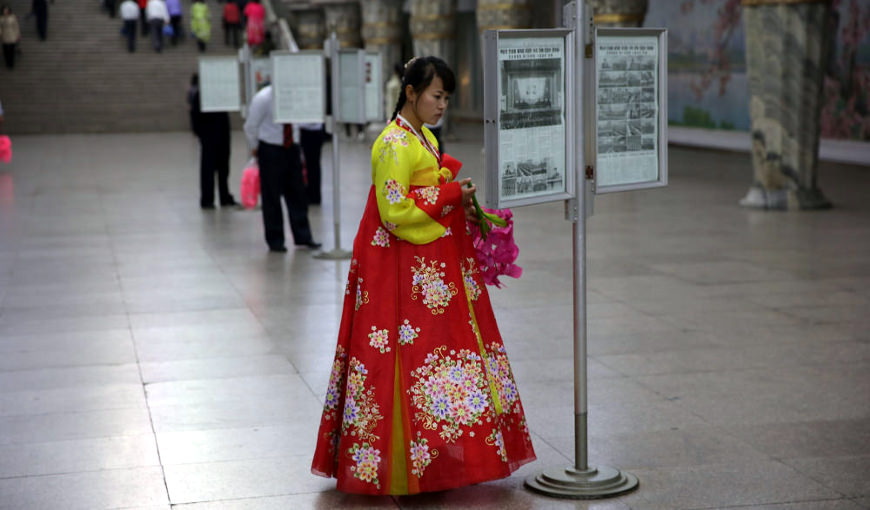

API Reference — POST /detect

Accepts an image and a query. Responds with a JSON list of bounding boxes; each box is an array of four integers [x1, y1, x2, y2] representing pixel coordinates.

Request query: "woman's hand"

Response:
[[459, 178, 479, 224]]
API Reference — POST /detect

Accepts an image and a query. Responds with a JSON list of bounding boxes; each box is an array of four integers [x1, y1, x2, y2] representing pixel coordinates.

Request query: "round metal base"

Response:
[[524, 465, 639, 499], [313, 249, 352, 260]]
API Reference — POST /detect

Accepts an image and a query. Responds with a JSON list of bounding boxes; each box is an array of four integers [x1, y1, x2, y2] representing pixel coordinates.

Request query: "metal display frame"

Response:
[[314, 32, 352, 261], [336, 49, 367, 124], [365, 51, 384, 123], [271, 50, 327, 124], [483, 29, 576, 209], [519, 1, 649, 500], [198, 56, 242, 112], [593, 28, 668, 194]]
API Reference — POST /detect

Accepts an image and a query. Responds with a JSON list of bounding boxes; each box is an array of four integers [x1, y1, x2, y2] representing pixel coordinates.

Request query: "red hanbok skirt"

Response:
[[311, 186, 536, 495]]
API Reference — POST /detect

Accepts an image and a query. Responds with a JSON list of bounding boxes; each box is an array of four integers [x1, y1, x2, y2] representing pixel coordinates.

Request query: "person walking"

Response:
[[0, 5, 21, 69], [242, 0, 264, 48], [145, 0, 169, 52], [243, 84, 320, 252], [222, 0, 240, 48], [188, 73, 237, 210], [136, 0, 148, 35], [310, 56, 536, 494], [189, 0, 210, 53], [165, 0, 182, 46], [30, 0, 48, 41], [119, 0, 138, 52]]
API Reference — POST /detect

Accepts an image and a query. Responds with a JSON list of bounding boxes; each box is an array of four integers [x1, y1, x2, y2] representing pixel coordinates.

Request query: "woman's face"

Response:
[[408, 76, 448, 126]]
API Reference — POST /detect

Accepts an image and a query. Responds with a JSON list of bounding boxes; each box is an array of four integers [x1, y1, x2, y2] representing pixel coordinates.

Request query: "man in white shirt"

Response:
[[119, 0, 138, 53], [244, 85, 320, 252], [145, 0, 169, 53]]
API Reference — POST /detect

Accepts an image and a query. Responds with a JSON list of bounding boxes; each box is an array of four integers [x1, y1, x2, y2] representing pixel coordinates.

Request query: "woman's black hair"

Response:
[[391, 56, 456, 121]]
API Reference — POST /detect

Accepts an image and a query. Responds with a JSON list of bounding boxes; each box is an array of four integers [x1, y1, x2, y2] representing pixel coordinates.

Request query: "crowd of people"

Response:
[[109, 0, 265, 54], [0, 0, 52, 70]]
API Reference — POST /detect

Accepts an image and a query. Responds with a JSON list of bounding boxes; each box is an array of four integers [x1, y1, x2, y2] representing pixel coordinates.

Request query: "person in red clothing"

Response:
[[136, 0, 148, 35], [222, 1, 240, 48], [310, 56, 536, 495], [243, 0, 264, 47]]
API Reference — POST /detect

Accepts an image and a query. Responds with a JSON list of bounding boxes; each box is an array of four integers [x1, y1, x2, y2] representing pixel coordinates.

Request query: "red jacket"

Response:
[[136, 0, 146, 9], [223, 3, 240, 23]]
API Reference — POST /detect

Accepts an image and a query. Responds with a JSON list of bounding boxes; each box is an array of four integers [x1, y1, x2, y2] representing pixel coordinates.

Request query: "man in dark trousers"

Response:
[[188, 73, 237, 210], [243, 84, 320, 252], [297, 122, 324, 205], [31, 0, 48, 40]]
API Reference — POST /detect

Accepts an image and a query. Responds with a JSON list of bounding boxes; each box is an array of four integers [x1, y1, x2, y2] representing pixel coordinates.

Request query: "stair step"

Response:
[[1, 0, 242, 134]]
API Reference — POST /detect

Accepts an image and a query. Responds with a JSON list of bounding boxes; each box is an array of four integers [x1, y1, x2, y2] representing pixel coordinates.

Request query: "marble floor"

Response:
[[0, 128, 868, 510]]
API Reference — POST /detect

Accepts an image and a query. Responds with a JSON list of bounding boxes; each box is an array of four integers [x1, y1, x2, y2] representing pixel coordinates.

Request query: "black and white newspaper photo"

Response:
[[497, 36, 567, 201], [596, 35, 660, 187]]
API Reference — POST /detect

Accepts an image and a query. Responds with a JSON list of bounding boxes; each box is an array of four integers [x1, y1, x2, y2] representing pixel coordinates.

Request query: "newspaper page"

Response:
[[595, 35, 659, 187], [199, 57, 241, 112], [498, 37, 567, 201], [272, 53, 325, 123]]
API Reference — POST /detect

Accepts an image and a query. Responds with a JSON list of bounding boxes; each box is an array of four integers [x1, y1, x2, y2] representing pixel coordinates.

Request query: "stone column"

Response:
[[292, 8, 326, 50], [739, 0, 832, 210], [476, 0, 533, 32], [319, 1, 362, 48], [361, 0, 403, 85], [409, 0, 456, 61], [589, 0, 648, 27]]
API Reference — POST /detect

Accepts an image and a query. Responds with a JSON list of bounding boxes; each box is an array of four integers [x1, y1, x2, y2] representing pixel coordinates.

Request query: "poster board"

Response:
[[337, 49, 367, 124], [593, 28, 668, 193], [271, 50, 326, 124], [483, 29, 576, 209], [198, 56, 241, 112], [365, 51, 383, 122]]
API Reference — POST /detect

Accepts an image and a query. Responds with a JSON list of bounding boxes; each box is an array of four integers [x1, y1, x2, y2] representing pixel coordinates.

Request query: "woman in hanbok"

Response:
[[311, 56, 536, 495]]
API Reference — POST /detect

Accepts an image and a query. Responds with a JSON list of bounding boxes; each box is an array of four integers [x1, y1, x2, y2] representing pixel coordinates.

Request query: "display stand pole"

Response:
[[315, 31, 352, 260], [524, 1, 639, 498]]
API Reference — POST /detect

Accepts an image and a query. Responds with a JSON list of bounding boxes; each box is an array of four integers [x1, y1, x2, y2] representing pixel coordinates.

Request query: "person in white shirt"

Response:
[[145, 0, 169, 53], [243, 85, 320, 252], [119, 0, 138, 52]]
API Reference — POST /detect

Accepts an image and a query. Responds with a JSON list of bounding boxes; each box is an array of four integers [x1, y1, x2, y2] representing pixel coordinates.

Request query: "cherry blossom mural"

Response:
[[645, 0, 870, 141]]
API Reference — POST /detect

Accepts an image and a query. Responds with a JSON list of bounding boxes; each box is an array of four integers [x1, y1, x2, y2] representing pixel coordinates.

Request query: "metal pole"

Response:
[[524, 1, 639, 498], [315, 31, 352, 260]]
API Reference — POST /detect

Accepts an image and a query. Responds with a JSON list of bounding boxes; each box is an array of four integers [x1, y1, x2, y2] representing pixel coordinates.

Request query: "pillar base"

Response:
[[739, 186, 832, 211], [524, 465, 639, 500], [313, 249, 352, 260]]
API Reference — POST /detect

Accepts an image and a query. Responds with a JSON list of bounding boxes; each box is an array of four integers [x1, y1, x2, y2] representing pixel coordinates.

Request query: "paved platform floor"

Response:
[[0, 129, 868, 510]]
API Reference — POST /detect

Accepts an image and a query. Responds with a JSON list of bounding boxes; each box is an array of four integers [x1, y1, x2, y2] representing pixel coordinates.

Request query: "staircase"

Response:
[[0, 0, 239, 134]]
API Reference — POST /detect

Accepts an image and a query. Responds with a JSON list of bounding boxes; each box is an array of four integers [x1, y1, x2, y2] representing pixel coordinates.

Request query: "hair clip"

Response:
[[404, 57, 419, 70]]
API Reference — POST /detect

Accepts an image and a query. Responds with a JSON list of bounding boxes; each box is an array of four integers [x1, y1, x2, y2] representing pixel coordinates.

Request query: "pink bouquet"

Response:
[[467, 190, 522, 288], [0, 136, 11, 164]]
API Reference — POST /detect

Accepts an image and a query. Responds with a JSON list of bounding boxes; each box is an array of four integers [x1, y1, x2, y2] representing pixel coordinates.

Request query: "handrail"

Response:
[[262, 0, 299, 52]]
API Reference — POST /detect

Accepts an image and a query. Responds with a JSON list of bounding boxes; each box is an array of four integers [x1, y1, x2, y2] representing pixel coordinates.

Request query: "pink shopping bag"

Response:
[[0, 136, 11, 164], [240, 159, 260, 209]]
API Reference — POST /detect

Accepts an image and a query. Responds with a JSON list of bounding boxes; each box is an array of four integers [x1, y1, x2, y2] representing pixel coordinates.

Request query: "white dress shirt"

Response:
[[244, 85, 287, 148], [145, 0, 169, 22], [120, 0, 139, 20]]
